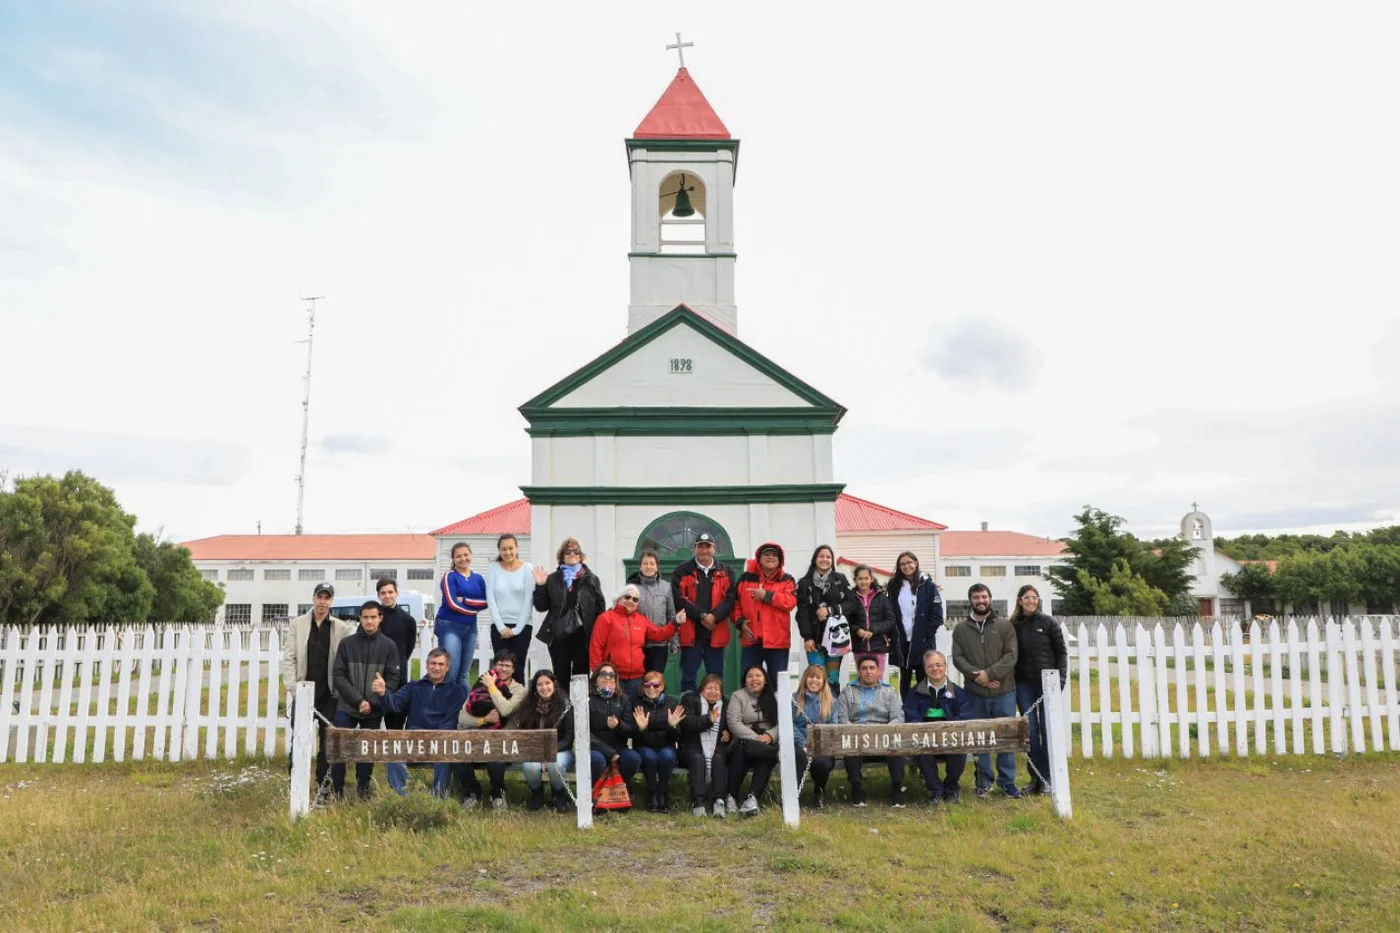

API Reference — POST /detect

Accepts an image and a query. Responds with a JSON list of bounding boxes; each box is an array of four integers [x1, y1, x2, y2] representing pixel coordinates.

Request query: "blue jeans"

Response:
[[330, 710, 382, 794], [636, 745, 677, 794], [1017, 681, 1050, 787], [593, 748, 640, 784], [389, 762, 453, 797], [523, 750, 574, 793], [434, 619, 477, 688], [967, 691, 1018, 791], [741, 646, 791, 686], [680, 644, 727, 693]]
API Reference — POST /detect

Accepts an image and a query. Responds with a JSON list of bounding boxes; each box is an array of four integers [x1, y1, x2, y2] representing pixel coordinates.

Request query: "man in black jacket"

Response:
[[331, 601, 403, 798], [671, 534, 737, 693], [376, 578, 419, 797]]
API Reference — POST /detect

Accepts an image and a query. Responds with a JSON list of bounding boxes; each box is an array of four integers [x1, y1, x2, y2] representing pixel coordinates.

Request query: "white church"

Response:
[[440, 65, 850, 597]]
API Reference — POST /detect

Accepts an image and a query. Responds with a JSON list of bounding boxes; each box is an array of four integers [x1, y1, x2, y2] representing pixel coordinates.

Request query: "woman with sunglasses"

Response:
[[590, 584, 676, 700], [725, 665, 781, 817], [534, 538, 606, 681], [631, 670, 686, 812], [588, 663, 640, 794]]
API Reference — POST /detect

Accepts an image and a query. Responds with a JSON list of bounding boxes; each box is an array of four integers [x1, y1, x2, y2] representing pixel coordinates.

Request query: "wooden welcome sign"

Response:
[[323, 728, 556, 764], [807, 719, 1029, 758]]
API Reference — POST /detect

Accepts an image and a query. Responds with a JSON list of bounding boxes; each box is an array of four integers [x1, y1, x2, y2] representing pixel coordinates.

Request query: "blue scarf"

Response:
[[561, 563, 581, 589]]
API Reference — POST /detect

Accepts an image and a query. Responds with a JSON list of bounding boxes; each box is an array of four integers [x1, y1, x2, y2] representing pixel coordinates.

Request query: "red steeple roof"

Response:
[[633, 68, 730, 140]]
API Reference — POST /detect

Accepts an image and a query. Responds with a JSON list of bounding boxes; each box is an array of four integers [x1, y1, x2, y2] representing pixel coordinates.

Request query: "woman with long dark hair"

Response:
[[533, 537, 606, 681], [436, 542, 488, 688], [517, 669, 575, 812], [1009, 584, 1067, 795], [725, 665, 781, 817], [795, 545, 862, 696], [587, 663, 641, 793], [487, 533, 536, 677], [886, 551, 944, 698]]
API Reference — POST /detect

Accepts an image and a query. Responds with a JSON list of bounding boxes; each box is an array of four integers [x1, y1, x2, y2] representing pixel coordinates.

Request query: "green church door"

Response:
[[622, 511, 744, 692]]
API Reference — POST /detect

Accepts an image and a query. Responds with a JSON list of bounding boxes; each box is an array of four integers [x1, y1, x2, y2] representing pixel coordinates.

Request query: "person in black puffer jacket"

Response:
[[533, 537, 607, 681], [1010, 584, 1067, 796], [587, 663, 641, 795], [795, 545, 863, 696], [630, 670, 685, 812], [330, 601, 403, 798]]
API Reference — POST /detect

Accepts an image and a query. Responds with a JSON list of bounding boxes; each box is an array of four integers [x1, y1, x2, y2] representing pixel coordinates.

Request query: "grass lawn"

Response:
[[2, 753, 1397, 931]]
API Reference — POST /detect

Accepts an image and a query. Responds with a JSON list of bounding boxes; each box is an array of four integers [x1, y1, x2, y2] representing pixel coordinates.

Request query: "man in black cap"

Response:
[[280, 581, 350, 787], [671, 533, 737, 693]]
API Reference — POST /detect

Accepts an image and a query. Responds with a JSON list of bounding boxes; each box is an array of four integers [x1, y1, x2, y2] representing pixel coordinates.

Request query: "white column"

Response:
[[776, 670, 800, 829], [289, 681, 314, 821], [1042, 669, 1072, 820], [571, 674, 593, 830]]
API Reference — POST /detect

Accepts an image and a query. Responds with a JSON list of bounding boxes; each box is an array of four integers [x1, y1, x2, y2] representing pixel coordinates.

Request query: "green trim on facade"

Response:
[[518, 305, 846, 417], [520, 484, 845, 506], [520, 406, 840, 436], [627, 251, 738, 259]]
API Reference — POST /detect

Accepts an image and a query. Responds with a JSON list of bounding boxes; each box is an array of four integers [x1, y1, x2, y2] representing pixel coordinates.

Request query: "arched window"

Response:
[[625, 511, 734, 579], [659, 170, 706, 255]]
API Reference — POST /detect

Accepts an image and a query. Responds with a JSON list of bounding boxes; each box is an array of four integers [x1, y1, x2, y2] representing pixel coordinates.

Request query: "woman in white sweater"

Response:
[[487, 534, 536, 674]]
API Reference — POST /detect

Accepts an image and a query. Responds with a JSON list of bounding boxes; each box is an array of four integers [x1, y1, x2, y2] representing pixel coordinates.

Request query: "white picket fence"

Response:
[[1052, 616, 1400, 759], [3, 616, 1399, 765]]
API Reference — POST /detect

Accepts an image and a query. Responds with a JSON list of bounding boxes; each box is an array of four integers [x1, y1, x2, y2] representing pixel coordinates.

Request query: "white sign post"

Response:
[[1042, 669, 1073, 820], [289, 681, 313, 821], [776, 668, 800, 830], [571, 674, 593, 830]]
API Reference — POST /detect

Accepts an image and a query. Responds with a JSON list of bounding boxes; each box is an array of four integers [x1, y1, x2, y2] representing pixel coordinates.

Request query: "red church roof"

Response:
[[939, 531, 1068, 558], [431, 493, 944, 538], [633, 68, 731, 140], [431, 498, 531, 537], [834, 493, 947, 532]]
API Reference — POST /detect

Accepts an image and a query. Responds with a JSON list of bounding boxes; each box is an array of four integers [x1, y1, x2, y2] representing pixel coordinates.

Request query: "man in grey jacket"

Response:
[[949, 584, 1022, 798], [835, 654, 907, 807]]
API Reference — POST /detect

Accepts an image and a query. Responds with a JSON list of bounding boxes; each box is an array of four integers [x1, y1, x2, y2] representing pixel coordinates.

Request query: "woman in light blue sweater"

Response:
[[487, 534, 535, 674]]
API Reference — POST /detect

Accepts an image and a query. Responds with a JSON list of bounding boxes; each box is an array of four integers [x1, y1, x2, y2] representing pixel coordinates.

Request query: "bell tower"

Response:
[[626, 63, 739, 335]]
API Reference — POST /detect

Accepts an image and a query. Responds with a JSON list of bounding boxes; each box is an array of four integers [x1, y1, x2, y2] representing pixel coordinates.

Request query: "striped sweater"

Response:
[[436, 570, 487, 623]]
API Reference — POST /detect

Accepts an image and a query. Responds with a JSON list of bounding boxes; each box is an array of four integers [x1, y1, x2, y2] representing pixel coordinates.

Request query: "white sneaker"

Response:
[[692, 806, 707, 817], [740, 794, 759, 816], [491, 794, 508, 811], [712, 798, 727, 818], [725, 795, 738, 816], [462, 795, 481, 811]]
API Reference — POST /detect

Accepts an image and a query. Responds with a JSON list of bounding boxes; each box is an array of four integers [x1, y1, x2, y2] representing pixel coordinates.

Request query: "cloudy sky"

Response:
[[2, 2, 1397, 543]]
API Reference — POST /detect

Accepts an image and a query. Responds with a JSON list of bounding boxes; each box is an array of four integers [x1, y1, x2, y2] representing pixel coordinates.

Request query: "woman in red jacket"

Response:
[[736, 542, 798, 686], [590, 584, 676, 701]]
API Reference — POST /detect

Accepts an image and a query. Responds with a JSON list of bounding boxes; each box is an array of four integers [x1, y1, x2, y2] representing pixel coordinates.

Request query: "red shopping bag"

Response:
[[591, 761, 632, 811]]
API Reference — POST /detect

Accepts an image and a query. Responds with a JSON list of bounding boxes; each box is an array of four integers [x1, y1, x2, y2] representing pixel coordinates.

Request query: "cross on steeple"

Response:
[[1191, 501, 1200, 512], [666, 32, 694, 68]]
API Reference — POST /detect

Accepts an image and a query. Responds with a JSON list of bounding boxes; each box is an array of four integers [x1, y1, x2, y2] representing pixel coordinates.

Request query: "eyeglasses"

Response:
[[562, 548, 581, 556], [619, 595, 639, 603], [596, 672, 616, 679], [643, 681, 662, 688]]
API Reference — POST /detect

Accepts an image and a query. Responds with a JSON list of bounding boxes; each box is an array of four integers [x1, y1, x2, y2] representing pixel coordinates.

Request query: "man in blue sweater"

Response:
[[372, 648, 469, 798], [904, 650, 972, 803]]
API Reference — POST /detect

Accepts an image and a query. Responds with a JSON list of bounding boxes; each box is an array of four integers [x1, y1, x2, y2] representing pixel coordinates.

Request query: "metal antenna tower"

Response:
[[294, 296, 324, 535]]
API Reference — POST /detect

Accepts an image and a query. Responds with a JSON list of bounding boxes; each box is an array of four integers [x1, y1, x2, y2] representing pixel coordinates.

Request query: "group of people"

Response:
[[281, 532, 1068, 809]]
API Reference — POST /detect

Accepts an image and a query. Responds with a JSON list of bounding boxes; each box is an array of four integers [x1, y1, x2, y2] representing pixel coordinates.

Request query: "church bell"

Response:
[[671, 186, 696, 218]]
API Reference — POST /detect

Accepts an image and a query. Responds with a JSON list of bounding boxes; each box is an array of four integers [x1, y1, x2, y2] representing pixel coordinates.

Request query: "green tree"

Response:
[[1354, 545, 1400, 613], [1220, 562, 1279, 603], [1077, 561, 1169, 616], [1050, 506, 1195, 616], [1271, 550, 1360, 610], [0, 471, 154, 625], [134, 534, 224, 622]]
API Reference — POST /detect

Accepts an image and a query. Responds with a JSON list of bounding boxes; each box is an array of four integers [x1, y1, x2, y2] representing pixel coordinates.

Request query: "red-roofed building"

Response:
[[936, 525, 1070, 617], [182, 534, 438, 625]]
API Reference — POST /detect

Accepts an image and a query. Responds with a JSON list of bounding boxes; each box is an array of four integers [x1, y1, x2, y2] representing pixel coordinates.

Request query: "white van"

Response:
[[329, 592, 433, 626]]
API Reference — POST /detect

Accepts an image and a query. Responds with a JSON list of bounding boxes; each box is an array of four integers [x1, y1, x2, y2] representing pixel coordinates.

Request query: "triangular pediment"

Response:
[[519, 305, 844, 435]]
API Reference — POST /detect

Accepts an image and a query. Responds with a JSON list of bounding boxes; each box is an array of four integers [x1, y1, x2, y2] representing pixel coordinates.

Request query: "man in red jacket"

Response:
[[736, 542, 798, 686], [671, 534, 736, 692]]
